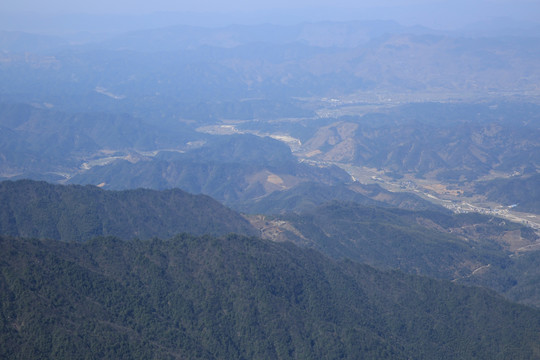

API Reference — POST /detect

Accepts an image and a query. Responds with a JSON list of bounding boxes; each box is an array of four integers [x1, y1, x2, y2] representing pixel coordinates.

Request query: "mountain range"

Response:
[[2, 233, 540, 359], [1, 18, 540, 358], [1, 22, 540, 110], [2, 179, 539, 307], [0, 180, 256, 241], [299, 102, 540, 181]]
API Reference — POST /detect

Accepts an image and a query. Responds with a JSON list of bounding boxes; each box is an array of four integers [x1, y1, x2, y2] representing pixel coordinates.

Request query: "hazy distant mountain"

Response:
[[1, 25, 539, 112], [300, 102, 540, 181], [0, 103, 201, 177], [459, 18, 540, 37], [1, 21, 438, 52], [68, 135, 352, 205], [0, 31, 68, 53], [475, 173, 540, 213], [90, 21, 438, 51], [2, 234, 539, 359]]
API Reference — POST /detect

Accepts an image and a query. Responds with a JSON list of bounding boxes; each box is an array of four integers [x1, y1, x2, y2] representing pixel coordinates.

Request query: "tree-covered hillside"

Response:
[[0, 180, 257, 241], [1, 234, 539, 359], [251, 201, 531, 279], [237, 181, 445, 214]]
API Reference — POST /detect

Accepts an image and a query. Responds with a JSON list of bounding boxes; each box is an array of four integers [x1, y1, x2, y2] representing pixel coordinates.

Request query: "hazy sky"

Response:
[[3, 0, 442, 13], [2, 0, 540, 30], [1, 0, 537, 14]]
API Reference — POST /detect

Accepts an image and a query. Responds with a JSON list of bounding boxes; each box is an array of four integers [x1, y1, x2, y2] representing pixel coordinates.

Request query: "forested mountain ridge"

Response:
[[475, 173, 540, 213], [2, 234, 540, 359], [4, 179, 540, 307], [0, 180, 257, 241], [246, 197, 540, 307], [299, 102, 540, 181], [66, 134, 351, 206], [237, 181, 447, 214], [249, 200, 535, 279]]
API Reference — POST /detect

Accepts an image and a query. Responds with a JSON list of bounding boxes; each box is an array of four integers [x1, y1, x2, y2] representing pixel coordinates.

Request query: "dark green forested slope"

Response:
[[0, 180, 257, 241], [258, 201, 530, 280], [463, 250, 540, 308], [1, 234, 540, 359], [235, 181, 444, 215]]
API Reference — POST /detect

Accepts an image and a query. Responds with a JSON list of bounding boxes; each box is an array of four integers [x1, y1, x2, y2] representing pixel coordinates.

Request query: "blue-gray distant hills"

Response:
[[66, 134, 352, 205], [475, 173, 540, 214], [1, 22, 539, 110]]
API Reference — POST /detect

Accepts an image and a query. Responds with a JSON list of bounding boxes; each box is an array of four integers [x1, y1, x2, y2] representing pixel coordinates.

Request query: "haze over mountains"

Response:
[[1, 12, 540, 358], [2, 22, 540, 106]]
